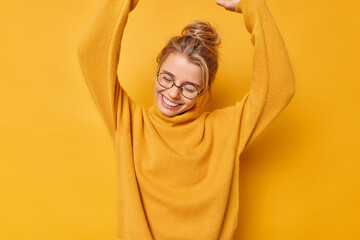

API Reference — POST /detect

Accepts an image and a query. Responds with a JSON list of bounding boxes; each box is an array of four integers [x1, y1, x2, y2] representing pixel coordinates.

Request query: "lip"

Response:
[[161, 94, 182, 109]]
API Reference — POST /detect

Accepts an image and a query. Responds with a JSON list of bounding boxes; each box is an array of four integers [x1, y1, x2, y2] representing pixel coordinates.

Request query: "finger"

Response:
[[216, 0, 232, 10], [216, 0, 224, 7]]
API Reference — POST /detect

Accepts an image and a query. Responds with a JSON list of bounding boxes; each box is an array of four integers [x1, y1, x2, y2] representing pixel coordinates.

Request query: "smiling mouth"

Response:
[[162, 95, 182, 108]]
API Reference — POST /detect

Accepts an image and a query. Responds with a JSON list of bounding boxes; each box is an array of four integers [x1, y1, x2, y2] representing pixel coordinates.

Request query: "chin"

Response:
[[158, 103, 184, 117], [156, 93, 193, 117]]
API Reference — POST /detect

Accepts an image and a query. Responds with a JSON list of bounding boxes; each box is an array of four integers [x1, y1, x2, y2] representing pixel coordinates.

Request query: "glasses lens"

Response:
[[157, 72, 199, 99], [182, 84, 198, 99], [157, 73, 173, 88]]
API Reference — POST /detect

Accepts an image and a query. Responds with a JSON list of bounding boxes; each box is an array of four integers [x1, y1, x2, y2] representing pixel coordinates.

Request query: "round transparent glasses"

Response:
[[156, 72, 203, 100]]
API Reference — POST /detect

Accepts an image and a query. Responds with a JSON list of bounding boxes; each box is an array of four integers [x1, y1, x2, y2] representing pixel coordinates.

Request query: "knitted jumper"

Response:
[[77, 0, 295, 239]]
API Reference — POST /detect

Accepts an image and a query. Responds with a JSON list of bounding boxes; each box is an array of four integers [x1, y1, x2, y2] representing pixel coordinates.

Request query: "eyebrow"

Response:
[[162, 69, 201, 88]]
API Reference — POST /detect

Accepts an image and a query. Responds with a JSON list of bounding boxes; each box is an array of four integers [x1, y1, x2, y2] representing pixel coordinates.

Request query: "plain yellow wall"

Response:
[[1, 0, 359, 239]]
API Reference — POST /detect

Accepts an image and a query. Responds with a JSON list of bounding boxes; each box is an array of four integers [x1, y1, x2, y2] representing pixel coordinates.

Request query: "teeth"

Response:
[[163, 96, 179, 107]]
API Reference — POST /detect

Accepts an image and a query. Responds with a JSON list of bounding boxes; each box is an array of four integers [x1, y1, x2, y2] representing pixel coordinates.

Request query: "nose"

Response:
[[168, 85, 181, 99]]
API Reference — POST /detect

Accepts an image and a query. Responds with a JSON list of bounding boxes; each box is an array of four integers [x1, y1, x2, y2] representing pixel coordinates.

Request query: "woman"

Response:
[[77, 0, 295, 239]]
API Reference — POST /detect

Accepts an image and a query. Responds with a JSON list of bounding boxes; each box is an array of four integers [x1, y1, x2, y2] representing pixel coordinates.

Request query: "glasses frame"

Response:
[[156, 71, 203, 100]]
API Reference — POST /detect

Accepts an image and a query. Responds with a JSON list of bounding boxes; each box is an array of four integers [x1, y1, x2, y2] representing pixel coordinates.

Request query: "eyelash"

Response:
[[161, 73, 198, 91]]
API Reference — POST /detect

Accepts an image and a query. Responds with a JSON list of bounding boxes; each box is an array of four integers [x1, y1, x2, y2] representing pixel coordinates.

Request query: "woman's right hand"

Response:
[[216, 0, 240, 12]]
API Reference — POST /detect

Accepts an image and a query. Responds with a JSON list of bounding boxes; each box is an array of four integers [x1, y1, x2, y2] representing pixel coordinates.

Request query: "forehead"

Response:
[[160, 53, 204, 87]]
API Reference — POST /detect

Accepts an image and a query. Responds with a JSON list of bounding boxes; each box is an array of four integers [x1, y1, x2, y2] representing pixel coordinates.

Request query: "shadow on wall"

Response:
[[233, 106, 302, 238], [204, 73, 250, 112]]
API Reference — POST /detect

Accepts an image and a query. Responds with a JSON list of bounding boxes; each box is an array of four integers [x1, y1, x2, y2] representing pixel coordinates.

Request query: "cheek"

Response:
[[183, 99, 196, 108], [154, 84, 161, 95], [154, 84, 166, 101]]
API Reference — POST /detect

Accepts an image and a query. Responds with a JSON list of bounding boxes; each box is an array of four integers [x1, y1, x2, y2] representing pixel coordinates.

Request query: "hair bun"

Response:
[[182, 21, 221, 52]]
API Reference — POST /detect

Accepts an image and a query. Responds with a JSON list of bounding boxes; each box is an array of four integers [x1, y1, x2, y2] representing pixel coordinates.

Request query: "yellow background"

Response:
[[1, 0, 359, 239]]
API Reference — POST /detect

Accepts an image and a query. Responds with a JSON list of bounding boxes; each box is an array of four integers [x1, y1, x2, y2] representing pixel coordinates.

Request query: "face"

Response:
[[154, 53, 204, 117]]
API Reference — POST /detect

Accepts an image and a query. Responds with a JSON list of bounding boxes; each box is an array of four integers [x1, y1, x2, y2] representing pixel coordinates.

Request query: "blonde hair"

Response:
[[156, 21, 221, 94]]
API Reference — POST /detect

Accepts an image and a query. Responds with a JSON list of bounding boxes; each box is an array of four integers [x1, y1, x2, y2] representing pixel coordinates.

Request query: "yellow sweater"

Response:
[[77, 0, 295, 239]]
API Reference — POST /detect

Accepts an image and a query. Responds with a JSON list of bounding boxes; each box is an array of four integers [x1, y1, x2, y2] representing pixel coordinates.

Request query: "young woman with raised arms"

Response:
[[77, 0, 295, 239]]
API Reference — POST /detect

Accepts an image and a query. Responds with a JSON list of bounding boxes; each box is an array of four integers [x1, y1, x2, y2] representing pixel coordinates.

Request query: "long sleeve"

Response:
[[236, 0, 295, 150], [77, 0, 139, 141]]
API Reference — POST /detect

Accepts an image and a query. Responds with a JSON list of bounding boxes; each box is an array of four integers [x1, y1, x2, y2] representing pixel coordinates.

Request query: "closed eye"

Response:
[[183, 85, 197, 92], [163, 76, 172, 82]]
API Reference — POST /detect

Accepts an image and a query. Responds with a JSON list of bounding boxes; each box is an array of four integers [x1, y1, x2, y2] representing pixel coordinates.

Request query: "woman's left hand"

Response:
[[216, 0, 240, 12]]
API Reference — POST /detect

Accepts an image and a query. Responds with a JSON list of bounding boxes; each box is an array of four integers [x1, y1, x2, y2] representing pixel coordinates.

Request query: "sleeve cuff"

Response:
[[235, 0, 243, 13]]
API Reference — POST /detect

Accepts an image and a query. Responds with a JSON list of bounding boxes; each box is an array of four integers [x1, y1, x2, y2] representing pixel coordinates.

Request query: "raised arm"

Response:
[[77, 0, 139, 140], [218, 0, 295, 150]]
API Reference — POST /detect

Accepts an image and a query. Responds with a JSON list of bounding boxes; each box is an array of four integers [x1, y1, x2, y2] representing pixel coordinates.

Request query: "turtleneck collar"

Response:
[[148, 100, 205, 127]]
